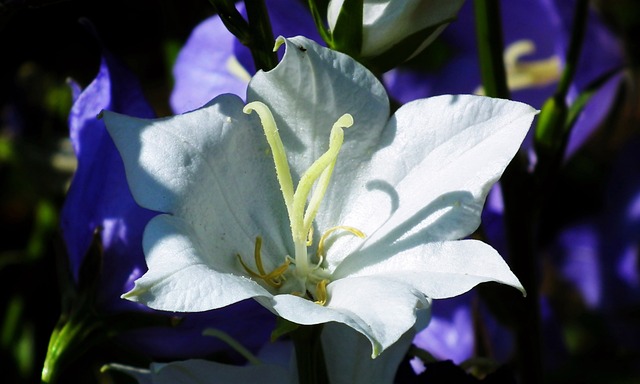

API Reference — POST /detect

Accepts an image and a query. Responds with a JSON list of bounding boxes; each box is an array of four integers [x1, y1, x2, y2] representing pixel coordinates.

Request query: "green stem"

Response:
[[474, 1, 541, 382], [207, 0, 277, 71], [244, 0, 278, 71], [291, 324, 329, 384], [207, 0, 251, 42], [473, 0, 510, 99], [501, 157, 542, 384], [534, 0, 589, 188], [556, 0, 589, 99]]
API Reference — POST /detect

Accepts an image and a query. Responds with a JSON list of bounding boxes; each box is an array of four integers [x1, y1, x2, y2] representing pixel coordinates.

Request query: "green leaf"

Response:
[[307, 0, 332, 44]]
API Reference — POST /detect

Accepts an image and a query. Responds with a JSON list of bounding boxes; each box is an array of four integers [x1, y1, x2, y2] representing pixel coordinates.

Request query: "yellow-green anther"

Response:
[[244, 102, 295, 216], [317, 225, 366, 258]]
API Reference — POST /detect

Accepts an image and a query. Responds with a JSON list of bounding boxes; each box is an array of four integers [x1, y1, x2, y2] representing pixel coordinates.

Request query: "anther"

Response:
[[317, 226, 366, 258], [314, 279, 329, 306]]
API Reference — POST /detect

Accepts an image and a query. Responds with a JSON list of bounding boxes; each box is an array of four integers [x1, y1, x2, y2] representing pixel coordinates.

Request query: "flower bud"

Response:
[[327, 0, 464, 69]]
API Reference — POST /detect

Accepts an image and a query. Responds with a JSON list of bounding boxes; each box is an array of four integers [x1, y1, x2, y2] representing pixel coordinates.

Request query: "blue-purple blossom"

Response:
[[384, 0, 623, 159], [550, 136, 640, 351], [61, 50, 274, 359]]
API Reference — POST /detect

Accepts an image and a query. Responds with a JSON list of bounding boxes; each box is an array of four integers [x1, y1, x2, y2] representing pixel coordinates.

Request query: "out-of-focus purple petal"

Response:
[[481, 184, 508, 257], [409, 356, 426, 375], [565, 72, 623, 158], [412, 292, 516, 368], [547, 0, 624, 157], [170, 12, 249, 114], [553, 222, 602, 308], [62, 51, 274, 359], [62, 51, 156, 311], [386, 0, 623, 160], [412, 295, 475, 365], [618, 245, 640, 288], [386, 0, 557, 105], [601, 136, 640, 302], [123, 307, 275, 360], [384, 55, 481, 104], [539, 297, 568, 369], [596, 136, 640, 349], [547, 0, 623, 92]]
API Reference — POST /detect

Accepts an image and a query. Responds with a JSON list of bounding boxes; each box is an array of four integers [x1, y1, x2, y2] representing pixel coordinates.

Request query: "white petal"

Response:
[[104, 94, 293, 285], [106, 364, 152, 384], [318, 95, 536, 266], [335, 239, 525, 298], [123, 214, 271, 312], [247, 36, 389, 179], [262, 277, 430, 357], [322, 322, 415, 384]]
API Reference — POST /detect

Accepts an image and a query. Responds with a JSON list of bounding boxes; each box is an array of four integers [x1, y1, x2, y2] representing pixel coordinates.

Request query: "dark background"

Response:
[[1, 1, 214, 382]]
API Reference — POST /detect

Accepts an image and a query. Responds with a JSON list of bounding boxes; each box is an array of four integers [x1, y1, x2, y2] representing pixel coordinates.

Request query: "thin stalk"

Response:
[[473, 0, 510, 99], [555, 0, 589, 99], [245, 0, 278, 70], [291, 324, 329, 384], [474, 1, 541, 383]]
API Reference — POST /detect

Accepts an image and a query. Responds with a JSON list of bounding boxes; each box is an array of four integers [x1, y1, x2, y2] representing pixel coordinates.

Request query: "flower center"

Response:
[[239, 101, 365, 304]]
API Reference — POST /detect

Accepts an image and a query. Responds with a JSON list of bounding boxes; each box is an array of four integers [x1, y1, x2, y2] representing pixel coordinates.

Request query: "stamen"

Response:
[[317, 225, 366, 258], [237, 237, 291, 288], [504, 40, 561, 91], [314, 279, 329, 306], [475, 39, 561, 95], [253, 236, 266, 275]]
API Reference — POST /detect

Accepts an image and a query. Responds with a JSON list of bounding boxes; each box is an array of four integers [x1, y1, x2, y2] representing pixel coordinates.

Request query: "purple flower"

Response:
[[61, 50, 274, 360], [384, 0, 623, 158], [412, 294, 475, 367], [411, 292, 516, 372], [541, 135, 640, 367], [552, 135, 640, 337]]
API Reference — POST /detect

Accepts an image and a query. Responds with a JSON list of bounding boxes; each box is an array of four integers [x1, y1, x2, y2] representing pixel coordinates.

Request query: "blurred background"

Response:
[[1, 1, 213, 382], [1, 0, 640, 383]]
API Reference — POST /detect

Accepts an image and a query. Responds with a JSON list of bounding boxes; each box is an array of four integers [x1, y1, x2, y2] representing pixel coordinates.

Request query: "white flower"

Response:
[[327, 0, 465, 57], [103, 36, 535, 357]]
